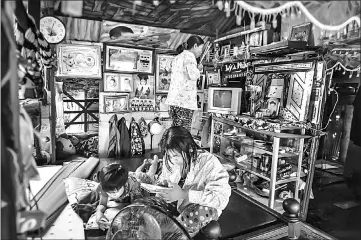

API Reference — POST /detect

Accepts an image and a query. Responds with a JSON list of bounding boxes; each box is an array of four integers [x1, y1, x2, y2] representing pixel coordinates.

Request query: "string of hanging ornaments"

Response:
[[326, 48, 361, 78], [131, 1, 360, 38], [214, 1, 360, 33]]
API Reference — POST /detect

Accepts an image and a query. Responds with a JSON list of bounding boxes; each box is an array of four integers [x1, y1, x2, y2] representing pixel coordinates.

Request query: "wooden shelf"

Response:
[[249, 40, 321, 57], [214, 117, 311, 139]]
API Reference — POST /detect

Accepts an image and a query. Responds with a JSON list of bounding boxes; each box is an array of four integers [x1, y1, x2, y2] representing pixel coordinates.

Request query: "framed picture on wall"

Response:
[[132, 74, 155, 99], [103, 73, 121, 92], [206, 69, 221, 86], [289, 22, 312, 45], [155, 93, 169, 112], [156, 54, 175, 92], [220, 45, 231, 58], [197, 74, 205, 92], [56, 44, 102, 78], [103, 93, 130, 113], [104, 44, 153, 74]]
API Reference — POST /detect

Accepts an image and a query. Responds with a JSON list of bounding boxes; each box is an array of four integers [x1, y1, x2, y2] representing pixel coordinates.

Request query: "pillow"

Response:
[[64, 177, 100, 222]]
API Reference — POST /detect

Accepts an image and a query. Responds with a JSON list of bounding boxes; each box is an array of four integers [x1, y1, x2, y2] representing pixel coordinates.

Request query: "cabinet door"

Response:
[[283, 71, 314, 121]]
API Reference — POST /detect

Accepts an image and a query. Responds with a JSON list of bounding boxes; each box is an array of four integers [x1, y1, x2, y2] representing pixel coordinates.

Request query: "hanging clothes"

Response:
[[138, 117, 148, 138], [117, 117, 131, 158], [107, 114, 118, 158], [130, 118, 145, 156], [14, 0, 52, 97], [1, 7, 26, 237]]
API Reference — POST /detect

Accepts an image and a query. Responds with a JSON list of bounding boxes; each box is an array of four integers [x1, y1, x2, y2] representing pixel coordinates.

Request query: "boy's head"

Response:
[[98, 163, 129, 199]]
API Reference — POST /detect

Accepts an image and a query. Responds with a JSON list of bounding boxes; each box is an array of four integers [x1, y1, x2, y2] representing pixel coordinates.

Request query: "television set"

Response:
[[208, 87, 242, 115]]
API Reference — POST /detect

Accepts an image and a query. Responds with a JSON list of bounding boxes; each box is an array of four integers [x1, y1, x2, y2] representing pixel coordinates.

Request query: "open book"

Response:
[[140, 183, 170, 193]]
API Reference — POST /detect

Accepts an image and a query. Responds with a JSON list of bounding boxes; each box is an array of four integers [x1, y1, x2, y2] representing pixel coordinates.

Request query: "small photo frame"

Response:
[[133, 74, 155, 99], [155, 93, 169, 112], [197, 74, 205, 92], [130, 98, 155, 112], [206, 70, 221, 86], [104, 73, 121, 92], [221, 45, 231, 58], [103, 93, 129, 113], [289, 22, 312, 45], [156, 55, 175, 92], [119, 74, 133, 92], [266, 98, 280, 117], [197, 93, 204, 110], [249, 32, 262, 46]]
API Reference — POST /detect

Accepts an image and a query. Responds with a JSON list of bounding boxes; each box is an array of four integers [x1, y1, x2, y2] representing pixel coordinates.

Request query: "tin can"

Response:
[[253, 157, 260, 169], [261, 154, 271, 172]]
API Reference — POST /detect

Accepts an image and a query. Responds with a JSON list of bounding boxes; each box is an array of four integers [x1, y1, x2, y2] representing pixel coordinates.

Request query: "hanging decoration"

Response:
[[325, 47, 361, 78], [213, 1, 360, 33]]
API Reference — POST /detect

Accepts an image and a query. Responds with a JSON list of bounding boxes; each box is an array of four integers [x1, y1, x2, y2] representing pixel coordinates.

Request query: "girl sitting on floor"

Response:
[[141, 126, 232, 237]]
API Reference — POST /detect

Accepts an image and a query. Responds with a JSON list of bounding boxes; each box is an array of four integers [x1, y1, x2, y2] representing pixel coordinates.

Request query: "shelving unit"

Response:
[[211, 116, 311, 213]]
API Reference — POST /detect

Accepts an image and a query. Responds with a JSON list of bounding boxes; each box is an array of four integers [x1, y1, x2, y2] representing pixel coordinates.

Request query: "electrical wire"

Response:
[[321, 88, 339, 131]]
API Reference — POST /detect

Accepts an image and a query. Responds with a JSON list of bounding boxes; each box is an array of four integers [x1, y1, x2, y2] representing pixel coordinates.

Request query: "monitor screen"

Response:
[[213, 90, 232, 108]]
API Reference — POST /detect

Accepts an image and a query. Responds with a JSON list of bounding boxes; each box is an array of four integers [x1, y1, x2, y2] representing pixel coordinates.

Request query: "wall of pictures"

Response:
[[98, 47, 178, 156], [55, 43, 211, 156]]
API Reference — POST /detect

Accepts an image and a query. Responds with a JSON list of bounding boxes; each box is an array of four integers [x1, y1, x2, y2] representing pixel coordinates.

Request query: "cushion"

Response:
[[63, 177, 100, 222]]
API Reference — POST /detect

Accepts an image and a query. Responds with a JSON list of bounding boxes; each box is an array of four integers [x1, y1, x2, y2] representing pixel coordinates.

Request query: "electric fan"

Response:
[[106, 197, 191, 240]]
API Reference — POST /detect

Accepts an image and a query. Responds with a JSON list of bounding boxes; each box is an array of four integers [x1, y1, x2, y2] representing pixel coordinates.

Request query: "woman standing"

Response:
[[165, 35, 204, 131]]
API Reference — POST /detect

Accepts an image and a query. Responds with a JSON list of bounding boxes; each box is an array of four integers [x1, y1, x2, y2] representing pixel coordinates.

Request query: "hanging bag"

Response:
[[108, 114, 118, 158], [117, 117, 131, 158], [130, 118, 145, 156], [138, 117, 148, 138]]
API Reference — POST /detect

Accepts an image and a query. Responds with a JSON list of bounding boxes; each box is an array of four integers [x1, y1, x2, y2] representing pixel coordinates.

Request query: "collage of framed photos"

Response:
[[99, 45, 210, 114]]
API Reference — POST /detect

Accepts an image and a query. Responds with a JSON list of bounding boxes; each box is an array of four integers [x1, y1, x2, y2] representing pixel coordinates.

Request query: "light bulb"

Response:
[[135, 0, 142, 5], [224, 1, 229, 9], [170, 0, 176, 3], [153, 0, 159, 6], [217, 0, 223, 10]]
